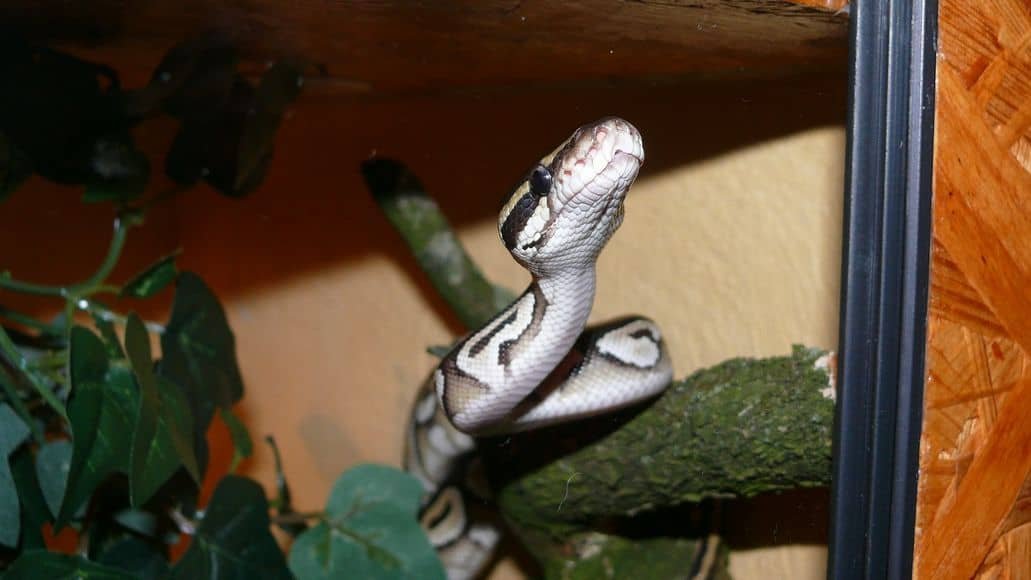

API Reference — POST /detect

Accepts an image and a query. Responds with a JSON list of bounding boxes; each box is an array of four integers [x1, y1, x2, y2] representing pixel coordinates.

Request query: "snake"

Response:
[[404, 117, 685, 579]]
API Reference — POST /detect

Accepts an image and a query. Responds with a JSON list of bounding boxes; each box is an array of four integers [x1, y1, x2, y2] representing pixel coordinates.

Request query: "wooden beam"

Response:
[[0, 0, 848, 93]]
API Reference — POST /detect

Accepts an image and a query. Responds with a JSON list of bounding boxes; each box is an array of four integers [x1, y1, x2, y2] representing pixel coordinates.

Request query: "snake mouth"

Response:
[[551, 120, 644, 211]]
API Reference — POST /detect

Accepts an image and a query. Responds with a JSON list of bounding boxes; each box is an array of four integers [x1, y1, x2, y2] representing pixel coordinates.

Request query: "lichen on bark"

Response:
[[489, 346, 835, 532]]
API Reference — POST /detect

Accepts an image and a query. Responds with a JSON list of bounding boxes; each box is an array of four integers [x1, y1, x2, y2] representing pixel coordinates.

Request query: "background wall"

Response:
[[0, 75, 845, 577]]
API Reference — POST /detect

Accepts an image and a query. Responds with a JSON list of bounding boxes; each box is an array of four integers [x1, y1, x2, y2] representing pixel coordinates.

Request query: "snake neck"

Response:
[[436, 267, 597, 433], [531, 267, 597, 339], [532, 267, 597, 335], [506, 266, 598, 390]]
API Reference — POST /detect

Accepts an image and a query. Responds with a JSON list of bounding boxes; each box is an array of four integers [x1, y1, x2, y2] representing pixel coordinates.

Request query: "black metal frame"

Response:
[[827, 0, 937, 577]]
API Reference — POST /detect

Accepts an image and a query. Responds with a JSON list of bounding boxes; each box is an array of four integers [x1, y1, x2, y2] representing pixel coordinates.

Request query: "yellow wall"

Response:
[[0, 76, 844, 577]]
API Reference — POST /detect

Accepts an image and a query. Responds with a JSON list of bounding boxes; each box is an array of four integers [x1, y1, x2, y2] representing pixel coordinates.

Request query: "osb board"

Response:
[[0, 0, 847, 95], [913, 0, 1031, 578]]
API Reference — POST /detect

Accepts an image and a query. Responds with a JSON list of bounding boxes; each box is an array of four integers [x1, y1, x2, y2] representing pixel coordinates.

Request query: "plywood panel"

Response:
[[914, 0, 1031, 577], [0, 1, 847, 94]]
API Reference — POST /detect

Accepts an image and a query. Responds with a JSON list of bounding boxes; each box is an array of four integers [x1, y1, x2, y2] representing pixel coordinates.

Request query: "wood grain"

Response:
[[0, 0, 848, 94], [914, 0, 1031, 577]]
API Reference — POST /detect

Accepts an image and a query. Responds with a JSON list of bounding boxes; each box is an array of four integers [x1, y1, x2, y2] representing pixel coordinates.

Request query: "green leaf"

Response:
[[426, 345, 451, 358], [0, 403, 31, 547], [0, 325, 67, 419], [96, 536, 170, 579], [219, 407, 252, 473], [125, 313, 199, 506], [10, 447, 48, 549], [35, 439, 72, 518], [159, 272, 244, 473], [120, 252, 180, 299], [0, 365, 38, 441], [58, 327, 137, 528], [80, 136, 150, 204], [288, 464, 445, 580], [168, 475, 291, 580], [88, 308, 126, 360], [0, 36, 128, 187], [165, 60, 302, 198], [2, 550, 136, 580], [228, 61, 303, 196]]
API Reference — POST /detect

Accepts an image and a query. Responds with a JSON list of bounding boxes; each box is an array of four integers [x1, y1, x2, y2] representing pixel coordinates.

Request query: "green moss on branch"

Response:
[[493, 346, 835, 534], [362, 158, 514, 329]]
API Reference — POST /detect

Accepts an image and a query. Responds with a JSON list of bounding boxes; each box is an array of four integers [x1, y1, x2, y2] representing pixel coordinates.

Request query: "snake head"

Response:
[[498, 117, 644, 276]]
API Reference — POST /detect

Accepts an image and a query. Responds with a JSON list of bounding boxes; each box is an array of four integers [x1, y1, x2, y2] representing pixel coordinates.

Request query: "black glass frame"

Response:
[[827, 0, 938, 578]]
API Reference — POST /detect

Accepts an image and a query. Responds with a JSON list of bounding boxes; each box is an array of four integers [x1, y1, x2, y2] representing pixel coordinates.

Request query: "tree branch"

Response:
[[361, 158, 515, 330], [365, 158, 835, 578]]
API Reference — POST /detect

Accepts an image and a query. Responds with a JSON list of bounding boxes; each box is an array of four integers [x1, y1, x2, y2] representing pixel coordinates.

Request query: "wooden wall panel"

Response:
[[914, 0, 1031, 577], [0, 0, 847, 95]]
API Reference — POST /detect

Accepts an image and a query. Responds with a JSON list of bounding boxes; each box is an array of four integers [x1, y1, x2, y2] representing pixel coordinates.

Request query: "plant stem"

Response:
[[0, 366, 43, 442], [83, 299, 166, 334], [270, 511, 326, 526], [0, 325, 67, 420], [0, 215, 136, 298], [361, 158, 516, 329], [0, 306, 61, 334]]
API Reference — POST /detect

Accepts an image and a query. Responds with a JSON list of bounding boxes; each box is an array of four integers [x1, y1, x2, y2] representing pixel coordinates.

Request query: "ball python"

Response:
[[404, 117, 681, 579]]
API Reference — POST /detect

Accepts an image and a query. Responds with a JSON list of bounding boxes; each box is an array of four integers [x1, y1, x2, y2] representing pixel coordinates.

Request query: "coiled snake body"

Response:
[[405, 118, 674, 579]]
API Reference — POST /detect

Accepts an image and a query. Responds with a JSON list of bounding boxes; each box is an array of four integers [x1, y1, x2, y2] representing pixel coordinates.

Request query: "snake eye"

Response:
[[528, 165, 552, 197]]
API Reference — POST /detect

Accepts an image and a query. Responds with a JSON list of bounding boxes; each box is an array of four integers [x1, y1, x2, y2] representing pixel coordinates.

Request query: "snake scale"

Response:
[[404, 118, 710, 579]]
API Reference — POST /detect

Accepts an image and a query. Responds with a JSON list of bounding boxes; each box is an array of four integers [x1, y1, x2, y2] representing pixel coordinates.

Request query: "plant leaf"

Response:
[[2, 550, 136, 579], [426, 344, 451, 358], [0, 35, 129, 187], [96, 536, 170, 579], [159, 272, 244, 475], [164, 61, 302, 198], [125, 313, 199, 506], [80, 134, 150, 204], [0, 403, 31, 547], [140, 33, 239, 120], [120, 252, 180, 299], [87, 307, 125, 360], [58, 327, 137, 528], [168, 475, 291, 580], [9, 447, 48, 549], [288, 464, 445, 580], [34, 439, 72, 518], [219, 407, 252, 473]]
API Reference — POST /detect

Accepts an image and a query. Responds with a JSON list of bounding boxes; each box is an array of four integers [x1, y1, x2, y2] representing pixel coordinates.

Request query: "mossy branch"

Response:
[[485, 346, 835, 572], [365, 159, 836, 578], [361, 158, 515, 330]]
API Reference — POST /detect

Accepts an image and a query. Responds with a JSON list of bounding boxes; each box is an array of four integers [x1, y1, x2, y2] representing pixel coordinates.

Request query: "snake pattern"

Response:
[[404, 118, 711, 578]]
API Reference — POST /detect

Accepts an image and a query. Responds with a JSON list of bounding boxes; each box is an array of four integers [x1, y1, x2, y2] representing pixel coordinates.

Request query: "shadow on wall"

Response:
[[0, 72, 846, 333]]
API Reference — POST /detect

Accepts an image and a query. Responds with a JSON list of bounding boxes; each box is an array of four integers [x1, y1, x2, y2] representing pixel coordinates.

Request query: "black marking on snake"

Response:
[[424, 494, 454, 531], [595, 344, 659, 370], [500, 192, 538, 250], [520, 237, 545, 251], [498, 284, 549, 368], [420, 487, 471, 549], [438, 356, 492, 420], [629, 328, 656, 341], [467, 305, 521, 359], [582, 316, 662, 370]]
